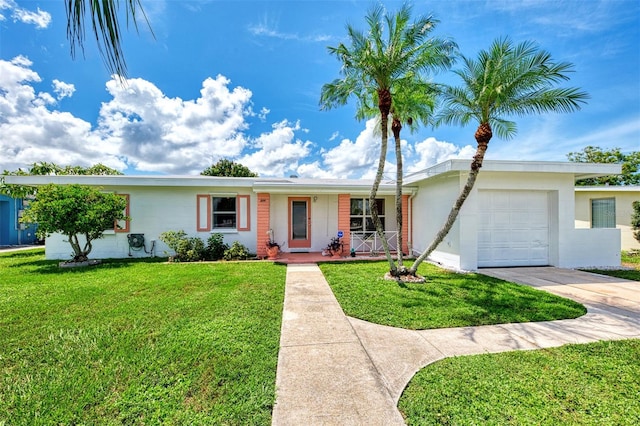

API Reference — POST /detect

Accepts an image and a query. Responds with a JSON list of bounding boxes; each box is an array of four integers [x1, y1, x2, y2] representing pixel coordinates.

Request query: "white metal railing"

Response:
[[350, 231, 398, 253]]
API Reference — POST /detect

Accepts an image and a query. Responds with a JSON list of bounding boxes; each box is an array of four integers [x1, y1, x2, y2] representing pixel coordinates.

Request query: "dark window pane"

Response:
[[292, 200, 307, 239], [365, 217, 384, 231], [350, 199, 363, 215], [350, 218, 363, 231], [213, 197, 236, 212], [214, 213, 236, 228], [213, 196, 236, 228]]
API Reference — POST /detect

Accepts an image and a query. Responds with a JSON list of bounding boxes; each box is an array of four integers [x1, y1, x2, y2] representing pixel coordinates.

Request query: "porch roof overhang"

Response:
[[252, 178, 417, 196], [403, 159, 622, 185]]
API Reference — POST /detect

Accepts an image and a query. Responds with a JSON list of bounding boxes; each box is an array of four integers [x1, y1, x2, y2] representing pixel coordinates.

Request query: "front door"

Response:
[[288, 197, 311, 249]]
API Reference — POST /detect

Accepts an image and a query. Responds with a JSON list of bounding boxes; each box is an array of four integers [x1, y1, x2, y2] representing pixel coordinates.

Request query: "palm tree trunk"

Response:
[[409, 122, 492, 274], [392, 117, 404, 269], [371, 89, 396, 274]]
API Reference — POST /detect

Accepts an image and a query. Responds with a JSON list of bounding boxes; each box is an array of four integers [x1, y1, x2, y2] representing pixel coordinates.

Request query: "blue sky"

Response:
[[1, 0, 638, 178]]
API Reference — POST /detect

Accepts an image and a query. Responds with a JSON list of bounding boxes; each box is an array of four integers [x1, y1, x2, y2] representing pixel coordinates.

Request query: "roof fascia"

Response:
[[404, 160, 622, 185]]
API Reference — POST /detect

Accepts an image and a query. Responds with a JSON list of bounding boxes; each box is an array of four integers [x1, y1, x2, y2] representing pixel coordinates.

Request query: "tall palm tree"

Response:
[[65, 0, 151, 77], [389, 83, 439, 269], [408, 37, 589, 274], [320, 3, 455, 277]]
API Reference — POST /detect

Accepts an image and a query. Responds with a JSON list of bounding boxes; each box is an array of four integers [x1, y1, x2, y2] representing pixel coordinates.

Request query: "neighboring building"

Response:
[[4, 160, 623, 270], [0, 194, 39, 246], [574, 186, 640, 252]]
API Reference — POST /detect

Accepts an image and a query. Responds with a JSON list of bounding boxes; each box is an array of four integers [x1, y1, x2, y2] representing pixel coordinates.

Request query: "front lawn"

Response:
[[0, 249, 286, 425], [400, 339, 640, 425], [583, 251, 640, 281], [319, 261, 586, 329]]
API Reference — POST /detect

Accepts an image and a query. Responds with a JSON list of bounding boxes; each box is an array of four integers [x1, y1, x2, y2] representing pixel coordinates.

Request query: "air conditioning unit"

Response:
[[127, 233, 145, 249]]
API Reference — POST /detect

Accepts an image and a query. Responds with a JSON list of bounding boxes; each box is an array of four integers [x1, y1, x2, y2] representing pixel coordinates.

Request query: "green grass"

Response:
[[0, 249, 286, 425], [319, 261, 586, 330], [399, 339, 640, 425], [583, 251, 640, 281]]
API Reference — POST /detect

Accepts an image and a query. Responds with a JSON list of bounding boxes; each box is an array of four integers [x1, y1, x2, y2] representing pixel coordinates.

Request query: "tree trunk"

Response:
[[408, 122, 492, 274], [371, 88, 396, 274], [392, 116, 404, 270]]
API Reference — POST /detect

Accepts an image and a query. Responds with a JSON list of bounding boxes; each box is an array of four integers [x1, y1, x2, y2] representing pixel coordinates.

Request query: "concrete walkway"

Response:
[[272, 265, 640, 425]]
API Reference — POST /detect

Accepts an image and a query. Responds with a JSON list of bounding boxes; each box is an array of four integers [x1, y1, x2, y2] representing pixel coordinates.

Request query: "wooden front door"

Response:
[[288, 197, 311, 249]]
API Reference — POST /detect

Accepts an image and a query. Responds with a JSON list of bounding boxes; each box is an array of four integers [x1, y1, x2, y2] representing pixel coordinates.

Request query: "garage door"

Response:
[[478, 190, 549, 267]]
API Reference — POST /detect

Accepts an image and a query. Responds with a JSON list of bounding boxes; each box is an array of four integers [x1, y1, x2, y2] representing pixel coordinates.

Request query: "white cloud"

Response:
[[405, 137, 475, 174], [96, 74, 255, 174], [258, 107, 270, 121], [248, 14, 332, 42], [0, 58, 114, 171], [239, 120, 312, 177], [1, 0, 51, 28], [312, 119, 383, 179], [296, 161, 335, 179], [0, 57, 274, 175], [52, 80, 75, 100]]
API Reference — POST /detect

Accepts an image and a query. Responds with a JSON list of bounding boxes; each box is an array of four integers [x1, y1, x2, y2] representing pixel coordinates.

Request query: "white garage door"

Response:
[[478, 190, 550, 267]]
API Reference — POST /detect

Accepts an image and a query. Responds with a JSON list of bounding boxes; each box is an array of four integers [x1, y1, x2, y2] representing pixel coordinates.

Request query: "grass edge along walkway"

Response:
[[319, 261, 586, 330]]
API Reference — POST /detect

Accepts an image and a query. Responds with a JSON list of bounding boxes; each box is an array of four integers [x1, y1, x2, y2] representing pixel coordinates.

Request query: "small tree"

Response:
[[632, 201, 640, 245], [21, 184, 128, 262], [567, 146, 639, 186], [201, 159, 258, 177], [1, 162, 123, 199]]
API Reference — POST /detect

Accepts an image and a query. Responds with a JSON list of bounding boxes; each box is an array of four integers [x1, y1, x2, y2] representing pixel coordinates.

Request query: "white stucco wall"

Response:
[[410, 169, 622, 270], [410, 174, 464, 269], [44, 185, 258, 260], [575, 189, 640, 251]]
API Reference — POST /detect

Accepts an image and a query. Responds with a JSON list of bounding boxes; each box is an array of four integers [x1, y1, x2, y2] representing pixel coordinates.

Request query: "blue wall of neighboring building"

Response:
[[0, 195, 38, 246]]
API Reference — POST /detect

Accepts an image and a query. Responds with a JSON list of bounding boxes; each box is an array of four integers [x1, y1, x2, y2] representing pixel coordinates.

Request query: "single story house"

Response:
[[574, 186, 640, 252], [0, 194, 39, 247], [4, 160, 623, 270]]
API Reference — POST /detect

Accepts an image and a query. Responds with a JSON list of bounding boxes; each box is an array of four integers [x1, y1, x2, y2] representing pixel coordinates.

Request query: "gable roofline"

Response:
[[404, 159, 622, 185]]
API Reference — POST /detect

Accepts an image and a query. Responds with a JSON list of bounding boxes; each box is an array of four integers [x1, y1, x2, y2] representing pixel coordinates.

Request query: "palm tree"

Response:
[[320, 3, 455, 277], [389, 84, 440, 270], [65, 0, 151, 78], [408, 37, 589, 274]]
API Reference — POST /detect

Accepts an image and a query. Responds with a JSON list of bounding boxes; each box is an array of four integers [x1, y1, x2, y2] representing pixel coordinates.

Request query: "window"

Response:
[[213, 196, 236, 229], [591, 198, 615, 228], [350, 198, 384, 232], [196, 194, 250, 232]]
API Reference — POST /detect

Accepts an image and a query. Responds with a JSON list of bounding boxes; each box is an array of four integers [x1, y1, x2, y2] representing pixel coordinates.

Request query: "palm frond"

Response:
[[66, 0, 152, 78], [439, 36, 589, 139]]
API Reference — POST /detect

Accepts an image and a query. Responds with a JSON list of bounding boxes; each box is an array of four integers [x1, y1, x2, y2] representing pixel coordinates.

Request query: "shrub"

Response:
[[632, 201, 640, 244], [159, 230, 206, 262], [224, 241, 250, 260], [158, 230, 187, 252], [206, 233, 229, 260]]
